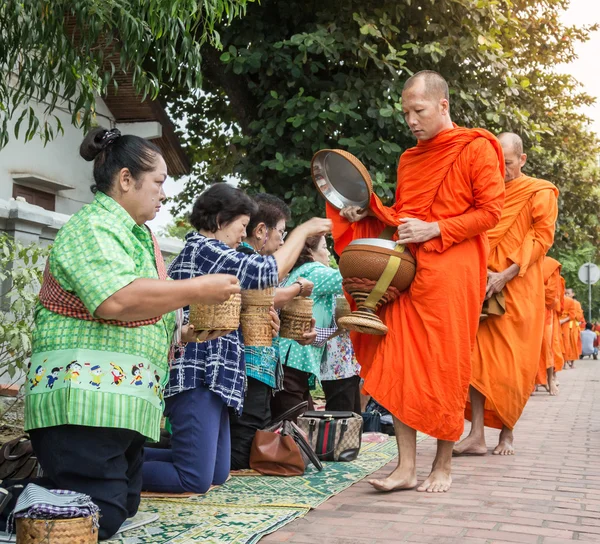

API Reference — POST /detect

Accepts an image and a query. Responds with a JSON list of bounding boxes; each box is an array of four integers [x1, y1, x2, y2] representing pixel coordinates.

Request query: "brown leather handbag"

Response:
[[249, 403, 323, 476]]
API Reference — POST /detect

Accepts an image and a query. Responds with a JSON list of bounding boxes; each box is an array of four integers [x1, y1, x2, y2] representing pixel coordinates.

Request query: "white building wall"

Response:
[[0, 96, 183, 255], [0, 97, 116, 215]]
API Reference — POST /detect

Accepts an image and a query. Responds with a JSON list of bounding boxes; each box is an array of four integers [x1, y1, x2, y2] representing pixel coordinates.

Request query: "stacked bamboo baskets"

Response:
[[280, 297, 314, 341], [241, 287, 275, 346]]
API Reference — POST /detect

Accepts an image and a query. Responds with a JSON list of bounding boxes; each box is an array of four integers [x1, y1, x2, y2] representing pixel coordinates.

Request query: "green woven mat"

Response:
[[107, 436, 425, 544]]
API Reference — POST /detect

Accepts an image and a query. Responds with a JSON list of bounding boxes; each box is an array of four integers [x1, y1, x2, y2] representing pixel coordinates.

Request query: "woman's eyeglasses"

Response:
[[269, 227, 287, 240]]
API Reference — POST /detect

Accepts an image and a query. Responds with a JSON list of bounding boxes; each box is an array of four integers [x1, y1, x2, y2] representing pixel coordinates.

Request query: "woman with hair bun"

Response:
[[22, 128, 239, 539]]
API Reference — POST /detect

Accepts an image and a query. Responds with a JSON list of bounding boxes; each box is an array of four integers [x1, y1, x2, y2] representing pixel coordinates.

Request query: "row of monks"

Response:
[[534, 270, 584, 393], [326, 70, 587, 494]]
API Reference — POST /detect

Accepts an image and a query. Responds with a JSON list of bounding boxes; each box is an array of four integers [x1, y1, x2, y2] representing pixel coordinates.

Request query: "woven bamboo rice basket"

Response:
[[280, 297, 314, 342], [241, 287, 275, 347], [189, 293, 242, 331], [16, 515, 98, 543], [335, 295, 351, 322]]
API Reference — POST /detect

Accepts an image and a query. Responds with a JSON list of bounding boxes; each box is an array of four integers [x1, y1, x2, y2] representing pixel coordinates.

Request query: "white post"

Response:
[[588, 263, 592, 323]]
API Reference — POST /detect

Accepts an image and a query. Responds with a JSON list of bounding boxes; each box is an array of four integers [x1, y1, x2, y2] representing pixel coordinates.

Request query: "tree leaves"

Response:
[[167, 0, 600, 249], [0, 0, 249, 148], [0, 235, 49, 381]]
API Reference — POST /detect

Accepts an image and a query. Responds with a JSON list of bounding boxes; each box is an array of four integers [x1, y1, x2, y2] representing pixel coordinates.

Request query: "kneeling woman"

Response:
[[142, 184, 330, 493], [24, 129, 237, 540]]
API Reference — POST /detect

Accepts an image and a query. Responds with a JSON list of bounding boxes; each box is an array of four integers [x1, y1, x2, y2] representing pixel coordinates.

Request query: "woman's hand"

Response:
[[297, 277, 314, 297], [340, 206, 370, 223], [297, 217, 332, 238], [396, 218, 440, 244], [180, 324, 197, 343], [180, 325, 224, 343], [270, 307, 280, 338], [189, 274, 241, 305], [296, 318, 317, 346]]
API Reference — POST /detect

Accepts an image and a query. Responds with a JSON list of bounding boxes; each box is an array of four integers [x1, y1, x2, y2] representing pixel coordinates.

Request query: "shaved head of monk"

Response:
[[498, 132, 527, 183], [565, 287, 574, 297], [402, 70, 453, 141]]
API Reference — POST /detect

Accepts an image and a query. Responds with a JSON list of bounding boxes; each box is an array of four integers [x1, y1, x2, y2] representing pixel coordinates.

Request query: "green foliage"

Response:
[[168, 0, 600, 252], [157, 216, 192, 240], [552, 243, 600, 321], [0, 235, 49, 383], [0, 0, 250, 147]]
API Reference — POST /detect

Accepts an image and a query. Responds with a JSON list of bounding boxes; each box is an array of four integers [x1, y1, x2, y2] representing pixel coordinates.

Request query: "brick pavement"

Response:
[[262, 359, 600, 543]]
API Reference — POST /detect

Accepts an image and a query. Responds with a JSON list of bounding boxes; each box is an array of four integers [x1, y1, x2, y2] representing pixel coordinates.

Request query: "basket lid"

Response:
[[311, 149, 373, 210]]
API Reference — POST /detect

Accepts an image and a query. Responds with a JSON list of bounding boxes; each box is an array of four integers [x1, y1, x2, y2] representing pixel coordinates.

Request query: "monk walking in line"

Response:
[[454, 133, 558, 457], [561, 288, 577, 366], [328, 71, 505, 492], [573, 293, 585, 363], [535, 257, 564, 395], [561, 288, 583, 368]]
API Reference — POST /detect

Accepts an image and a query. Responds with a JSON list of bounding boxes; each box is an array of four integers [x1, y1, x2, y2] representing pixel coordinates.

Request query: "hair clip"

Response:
[[101, 127, 122, 148]]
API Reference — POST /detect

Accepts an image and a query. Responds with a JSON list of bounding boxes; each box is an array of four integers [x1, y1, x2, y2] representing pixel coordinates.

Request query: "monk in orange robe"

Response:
[[573, 295, 585, 359], [561, 288, 584, 367], [454, 133, 558, 457], [534, 257, 563, 395], [553, 276, 566, 375], [328, 71, 505, 492], [561, 290, 579, 366]]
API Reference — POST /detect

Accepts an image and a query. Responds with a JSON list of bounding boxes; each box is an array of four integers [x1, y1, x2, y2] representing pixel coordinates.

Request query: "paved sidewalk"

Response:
[[262, 359, 600, 544]]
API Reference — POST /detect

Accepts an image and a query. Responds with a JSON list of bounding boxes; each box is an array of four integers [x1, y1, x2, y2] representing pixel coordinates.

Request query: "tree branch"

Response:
[[201, 46, 258, 135]]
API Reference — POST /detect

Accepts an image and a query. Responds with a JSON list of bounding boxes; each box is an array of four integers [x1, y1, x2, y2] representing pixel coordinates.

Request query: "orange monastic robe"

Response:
[[574, 299, 584, 354], [553, 273, 566, 372], [536, 257, 564, 384], [561, 296, 580, 361], [467, 175, 558, 430], [327, 125, 505, 441]]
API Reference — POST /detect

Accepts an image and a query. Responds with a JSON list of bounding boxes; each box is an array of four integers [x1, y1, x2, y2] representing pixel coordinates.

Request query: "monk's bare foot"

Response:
[[542, 384, 550, 393], [550, 381, 559, 396], [369, 466, 417, 492], [452, 435, 487, 456], [417, 468, 452, 493], [493, 428, 514, 455]]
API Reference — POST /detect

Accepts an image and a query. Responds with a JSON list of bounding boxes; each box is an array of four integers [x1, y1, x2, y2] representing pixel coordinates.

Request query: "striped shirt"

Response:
[[165, 233, 279, 412]]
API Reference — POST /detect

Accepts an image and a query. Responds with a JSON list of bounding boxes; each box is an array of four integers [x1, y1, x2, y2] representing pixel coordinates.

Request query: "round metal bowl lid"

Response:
[[347, 238, 399, 250], [311, 150, 371, 210]]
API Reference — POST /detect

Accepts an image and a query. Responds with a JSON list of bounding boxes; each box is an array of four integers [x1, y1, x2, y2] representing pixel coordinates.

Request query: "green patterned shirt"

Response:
[[280, 262, 342, 382], [24, 191, 175, 441]]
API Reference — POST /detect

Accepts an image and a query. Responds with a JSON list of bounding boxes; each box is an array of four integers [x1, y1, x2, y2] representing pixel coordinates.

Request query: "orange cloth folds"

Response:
[[467, 175, 558, 429], [574, 299, 584, 353], [561, 295, 580, 361], [328, 126, 505, 441], [536, 257, 564, 384]]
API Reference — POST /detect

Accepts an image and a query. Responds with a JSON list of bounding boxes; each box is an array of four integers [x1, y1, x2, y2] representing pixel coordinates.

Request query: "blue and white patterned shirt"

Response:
[[164, 232, 279, 412]]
